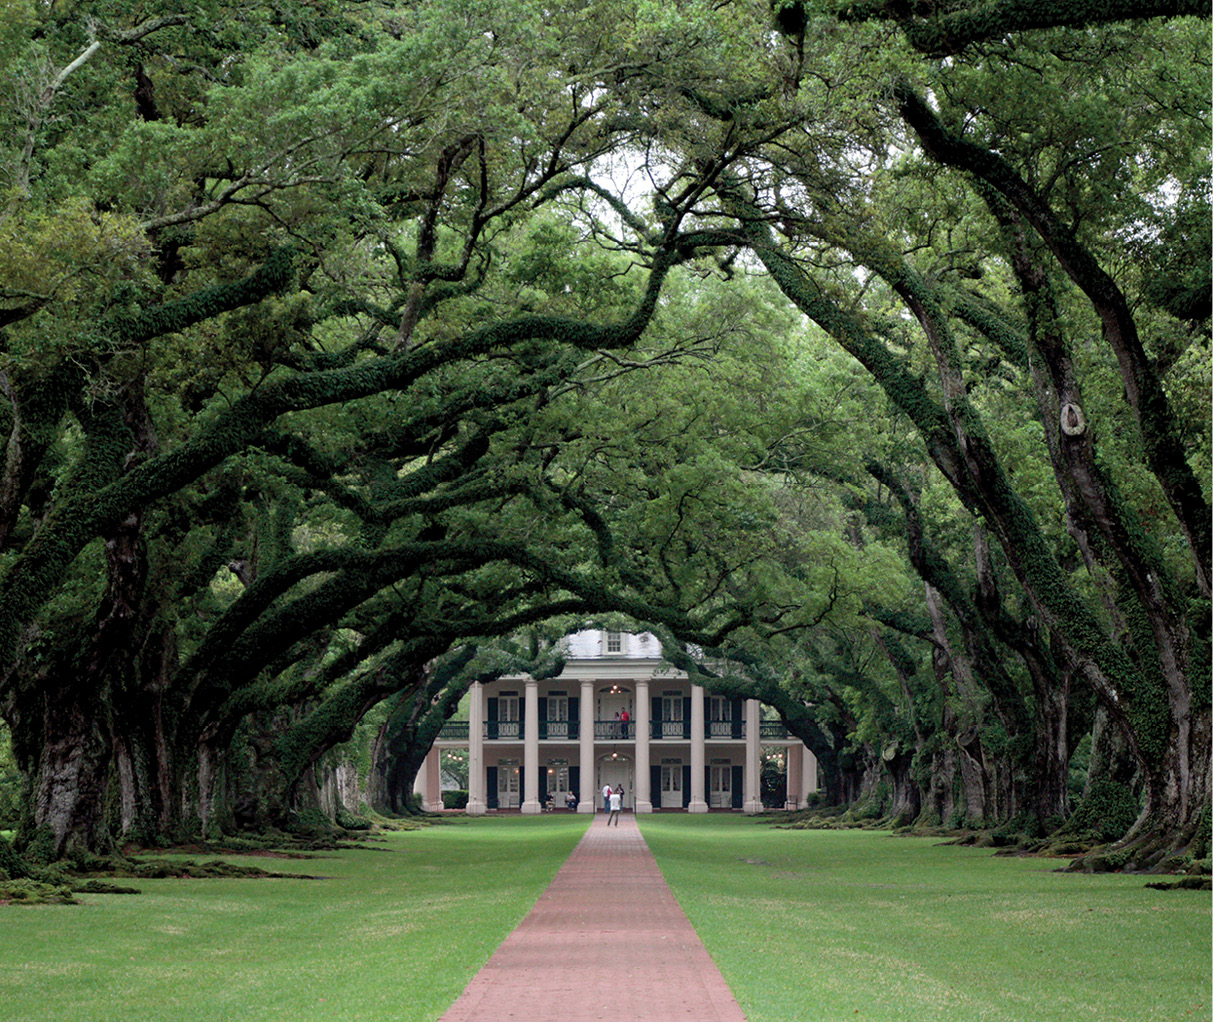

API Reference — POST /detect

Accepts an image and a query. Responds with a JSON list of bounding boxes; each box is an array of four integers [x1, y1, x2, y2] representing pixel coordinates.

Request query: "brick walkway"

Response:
[[438, 813, 748, 1022]]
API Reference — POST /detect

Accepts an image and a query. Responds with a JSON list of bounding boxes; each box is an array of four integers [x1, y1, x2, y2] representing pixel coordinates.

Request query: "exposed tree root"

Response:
[[0, 830, 360, 905], [1143, 876, 1211, 891]]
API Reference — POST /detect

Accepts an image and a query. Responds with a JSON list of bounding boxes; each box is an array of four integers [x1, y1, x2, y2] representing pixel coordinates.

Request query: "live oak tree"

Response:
[[0, 0, 740, 857], [0, 0, 828, 860], [692, 1, 1209, 862], [0, 0, 1206, 873]]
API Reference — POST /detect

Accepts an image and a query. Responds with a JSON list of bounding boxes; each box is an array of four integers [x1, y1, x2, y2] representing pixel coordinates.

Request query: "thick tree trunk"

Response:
[[848, 744, 886, 816], [1086, 703, 1139, 794], [884, 747, 921, 825], [869, 629, 927, 826], [832, 747, 869, 807], [316, 756, 364, 820], [386, 753, 425, 815], [21, 518, 146, 859], [1121, 707, 1212, 866], [112, 686, 180, 847], [923, 742, 957, 827], [108, 613, 182, 846], [1030, 673, 1071, 829], [368, 686, 461, 816], [17, 383, 163, 860], [955, 732, 988, 827], [21, 685, 114, 859], [366, 715, 394, 814], [196, 742, 220, 838], [926, 584, 991, 826]]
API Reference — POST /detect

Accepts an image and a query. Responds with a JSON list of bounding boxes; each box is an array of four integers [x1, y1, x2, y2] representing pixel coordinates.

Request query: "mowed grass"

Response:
[[638, 815, 1211, 1022], [0, 815, 590, 1022], [3, 814, 1208, 1022]]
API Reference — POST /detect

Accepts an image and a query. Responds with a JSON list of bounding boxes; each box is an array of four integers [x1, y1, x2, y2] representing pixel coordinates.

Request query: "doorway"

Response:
[[659, 760, 683, 809], [709, 761, 732, 808], [598, 686, 633, 738], [497, 759, 520, 808], [597, 755, 633, 809]]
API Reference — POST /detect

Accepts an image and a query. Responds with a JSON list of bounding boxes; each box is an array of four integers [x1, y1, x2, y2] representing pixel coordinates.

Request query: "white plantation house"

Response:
[[416, 630, 818, 814]]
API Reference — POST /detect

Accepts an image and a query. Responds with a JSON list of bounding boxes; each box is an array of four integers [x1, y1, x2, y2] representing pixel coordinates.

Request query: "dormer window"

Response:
[[605, 630, 622, 653]]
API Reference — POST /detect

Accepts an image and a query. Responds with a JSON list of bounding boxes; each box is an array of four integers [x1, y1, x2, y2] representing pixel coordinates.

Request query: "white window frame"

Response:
[[660, 759, 683, 799], [548, 759, 569, 796], [497, 691, 520, 739]]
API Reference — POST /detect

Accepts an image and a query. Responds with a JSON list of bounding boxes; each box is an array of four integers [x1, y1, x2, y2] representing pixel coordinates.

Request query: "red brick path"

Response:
[[438, 813, 748, 1021]]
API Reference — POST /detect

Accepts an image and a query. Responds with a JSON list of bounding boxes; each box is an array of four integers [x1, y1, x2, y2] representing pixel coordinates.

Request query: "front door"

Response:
[[598, 757, 633, 809], [709, 763, 732, 808], [660, 762, 683, 808], [497, 759, 520, 808]]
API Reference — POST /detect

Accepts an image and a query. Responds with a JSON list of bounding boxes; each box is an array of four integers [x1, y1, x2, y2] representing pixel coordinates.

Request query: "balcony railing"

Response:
[[706, 720, 744, 739], [435, 718, 791, 742]]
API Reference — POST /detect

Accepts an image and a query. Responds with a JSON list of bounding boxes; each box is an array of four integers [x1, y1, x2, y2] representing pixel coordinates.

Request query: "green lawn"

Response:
[[1, 815, 1208, 1022], [638, 814, 1211, 1022], [0, 816, 590, 1022]]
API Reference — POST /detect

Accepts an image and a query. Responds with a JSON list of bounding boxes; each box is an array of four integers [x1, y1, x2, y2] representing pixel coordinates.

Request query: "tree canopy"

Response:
[[0, 0, 1207, 873]]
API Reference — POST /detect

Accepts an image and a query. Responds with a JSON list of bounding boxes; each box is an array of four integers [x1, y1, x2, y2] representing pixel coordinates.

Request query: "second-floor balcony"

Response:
[[436, 719, 789, 742]]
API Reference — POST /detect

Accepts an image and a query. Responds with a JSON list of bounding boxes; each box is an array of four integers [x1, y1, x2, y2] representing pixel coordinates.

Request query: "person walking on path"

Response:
[[602, 783, 611, 813], [607, 788, 622, 825]]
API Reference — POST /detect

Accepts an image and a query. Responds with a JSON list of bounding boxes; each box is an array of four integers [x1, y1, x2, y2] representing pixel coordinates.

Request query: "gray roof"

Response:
[[562, 630, 664, 659]]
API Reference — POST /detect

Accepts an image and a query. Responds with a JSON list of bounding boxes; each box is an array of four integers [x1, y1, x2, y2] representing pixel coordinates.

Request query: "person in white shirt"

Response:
[[602, 783, 612, 813], [608, 789, 622, 825]]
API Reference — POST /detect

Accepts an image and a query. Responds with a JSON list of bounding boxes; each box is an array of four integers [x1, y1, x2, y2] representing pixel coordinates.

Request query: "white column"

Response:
[[786, 743, 803, 810], [743, 698, 763, 814], [414, 755, 427, 802], [466, 682, 486, 815], [578, 680, 595, 813], [635, 679, 651, 813], [521, 678, 541, 814], [803, 744, 818, 799], [424, 745, 442, 812], [688, 684, 708, 812]]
